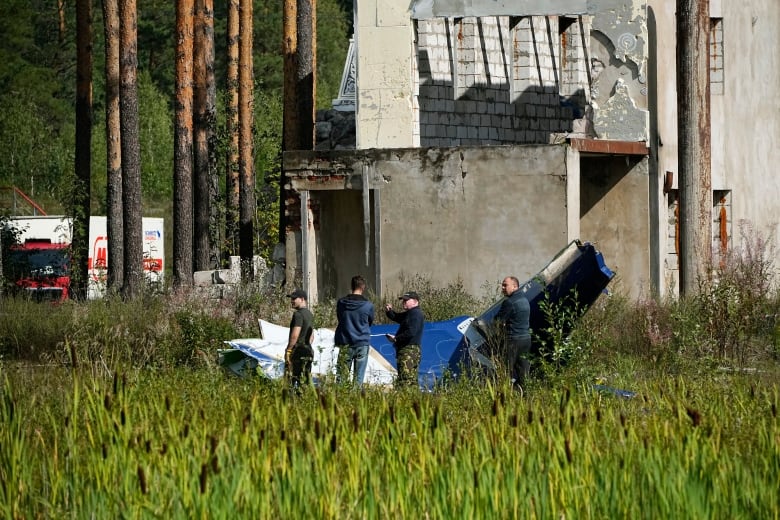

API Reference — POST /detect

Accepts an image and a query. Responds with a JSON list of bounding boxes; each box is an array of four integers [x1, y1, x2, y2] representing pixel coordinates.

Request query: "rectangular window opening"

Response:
[[709, 18, 724, 95]]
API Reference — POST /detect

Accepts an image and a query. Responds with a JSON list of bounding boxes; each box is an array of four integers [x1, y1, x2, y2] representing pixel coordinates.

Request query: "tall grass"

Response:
[[1, 229, 779, 516], [1, 369, 777, 517]]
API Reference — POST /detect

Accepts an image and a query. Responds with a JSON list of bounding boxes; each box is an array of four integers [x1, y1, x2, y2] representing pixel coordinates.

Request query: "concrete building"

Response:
[[283, 0, 780, 303]]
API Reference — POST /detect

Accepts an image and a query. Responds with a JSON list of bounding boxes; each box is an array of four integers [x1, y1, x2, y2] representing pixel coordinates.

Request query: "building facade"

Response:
[[283, 0, 780, 302]]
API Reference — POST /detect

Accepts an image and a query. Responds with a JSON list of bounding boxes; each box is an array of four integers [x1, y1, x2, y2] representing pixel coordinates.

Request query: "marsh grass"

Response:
[[1, 233, 779, 516], [1, 367, 778, 518]]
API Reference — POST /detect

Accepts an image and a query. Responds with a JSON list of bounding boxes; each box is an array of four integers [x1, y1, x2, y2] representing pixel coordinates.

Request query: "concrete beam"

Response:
[[570, 138, 649, 155], [411, 0, 589, 18], [410, 0, 642, 19]]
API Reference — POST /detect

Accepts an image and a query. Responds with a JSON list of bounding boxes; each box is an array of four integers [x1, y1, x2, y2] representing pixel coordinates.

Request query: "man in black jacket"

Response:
[[495, 276, 532, 388], [384, 291, 424, 388]]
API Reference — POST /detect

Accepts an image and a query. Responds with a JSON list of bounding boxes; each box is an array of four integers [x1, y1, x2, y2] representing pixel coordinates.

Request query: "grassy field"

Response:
[[2, 363, 778, 518], [1, 242, 779, 517]]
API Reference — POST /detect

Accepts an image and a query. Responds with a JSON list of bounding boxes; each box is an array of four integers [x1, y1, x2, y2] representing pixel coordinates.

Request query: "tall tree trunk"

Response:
[[103, 0, 123, 291], [296, 0, 316, 150], [204, 0, 219, 270], [193, 0, 215, 272], [676, 0, 712, 295], [174, 0, 195, 289], [281, 0, 296, 241], [72, 0, 93, 301], [238, 0, 255, 282], [225, 0, 240, 260], [119, 0, 143, 299]]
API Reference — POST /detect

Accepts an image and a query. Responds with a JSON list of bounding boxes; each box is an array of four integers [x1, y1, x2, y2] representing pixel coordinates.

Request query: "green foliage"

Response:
[[533, 288, 589, 373], [174, 308, 240, 363], [1, 253, 779, 517], [1, 0, 351, 261], [252, 89, 283, 258], [0, 298, 66, 359], [91, 71, 174, 208], [0, 95, 74, 202], [690, 223, 779, 364], [389, 273, 485, 323], [315, 0, 350, 107]]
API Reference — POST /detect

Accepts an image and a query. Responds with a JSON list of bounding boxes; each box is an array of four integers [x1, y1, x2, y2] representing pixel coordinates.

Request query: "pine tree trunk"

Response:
[[238, 0, 255, 282], [174, 0, 195, 289], [72, 0, 93, 301], [103, 0, 123, 291], [193, 0, 215, 271], [119, 0, 143, 299], [225, 0, 240, 259]]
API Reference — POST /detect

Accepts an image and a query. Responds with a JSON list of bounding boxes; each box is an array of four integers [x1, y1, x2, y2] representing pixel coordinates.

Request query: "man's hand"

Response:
[[385, 334, 395, 343], [384, 303, 392, 312], [284, 348, 293, 369]]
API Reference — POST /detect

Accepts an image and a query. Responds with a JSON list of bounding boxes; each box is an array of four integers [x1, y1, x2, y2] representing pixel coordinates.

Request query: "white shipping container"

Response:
[[7, 216, 165, 298]]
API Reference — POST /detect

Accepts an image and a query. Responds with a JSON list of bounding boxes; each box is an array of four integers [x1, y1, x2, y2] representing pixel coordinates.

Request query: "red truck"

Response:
[[7, 239, 70, 302]]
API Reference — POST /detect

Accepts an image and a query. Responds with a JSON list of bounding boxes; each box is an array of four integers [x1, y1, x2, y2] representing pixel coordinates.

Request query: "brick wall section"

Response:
[[416, 15, 589, 147]]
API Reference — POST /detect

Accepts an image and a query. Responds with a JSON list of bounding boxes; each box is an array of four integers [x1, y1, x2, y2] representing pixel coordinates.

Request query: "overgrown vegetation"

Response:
[[0, 232, 778, 516]]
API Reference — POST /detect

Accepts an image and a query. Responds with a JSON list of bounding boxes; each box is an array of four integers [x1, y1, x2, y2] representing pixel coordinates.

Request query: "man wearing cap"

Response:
[[285, 289, 315, 388], [384, 291, 424, 388], [335, 275, 375, 386]]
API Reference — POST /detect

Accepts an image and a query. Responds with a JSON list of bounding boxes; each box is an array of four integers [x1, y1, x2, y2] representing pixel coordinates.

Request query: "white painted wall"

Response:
[[355, 0, 416, 148], [649, 0, 780, 295]]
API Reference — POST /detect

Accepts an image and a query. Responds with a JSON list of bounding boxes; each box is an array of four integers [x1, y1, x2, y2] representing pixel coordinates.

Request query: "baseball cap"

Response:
[[287, 289, 307, 300], [399, 291, 420, 301]]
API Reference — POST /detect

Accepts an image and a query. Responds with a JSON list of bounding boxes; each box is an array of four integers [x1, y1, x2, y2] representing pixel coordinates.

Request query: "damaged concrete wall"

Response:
[[589, 1, 649, 140], [647, 0, 780, 296], [375, 146, 571, 297], [415, 16, 583, 146], [285, 145, 575, 298], [401, 0, 650, 147], [285, 144, 652, 299], [355, 0, 417, 148]]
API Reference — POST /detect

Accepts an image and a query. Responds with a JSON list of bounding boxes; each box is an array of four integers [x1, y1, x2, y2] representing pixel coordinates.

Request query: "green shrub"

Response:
[[385, 273, 484, 323]]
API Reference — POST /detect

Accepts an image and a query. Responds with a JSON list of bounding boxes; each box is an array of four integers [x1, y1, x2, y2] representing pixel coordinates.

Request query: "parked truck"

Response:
[[3, 216, 164, 300]]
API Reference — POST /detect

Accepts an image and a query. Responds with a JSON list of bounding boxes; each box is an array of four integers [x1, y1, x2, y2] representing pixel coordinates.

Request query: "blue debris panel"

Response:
[[447, 240, 614, 379]]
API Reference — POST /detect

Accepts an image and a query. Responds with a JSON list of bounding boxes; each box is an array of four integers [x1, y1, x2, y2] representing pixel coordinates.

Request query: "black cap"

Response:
[[399, 291, 420, 301], [287, 289, 307, 300]]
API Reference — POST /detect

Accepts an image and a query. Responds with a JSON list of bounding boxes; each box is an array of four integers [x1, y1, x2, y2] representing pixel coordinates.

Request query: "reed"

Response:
[[1, 367, 777, 518]]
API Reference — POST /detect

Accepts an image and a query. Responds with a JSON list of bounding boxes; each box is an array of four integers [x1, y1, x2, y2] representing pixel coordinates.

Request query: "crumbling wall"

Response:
[[589, 1, 649, 140], [408, 0, 648, 146]]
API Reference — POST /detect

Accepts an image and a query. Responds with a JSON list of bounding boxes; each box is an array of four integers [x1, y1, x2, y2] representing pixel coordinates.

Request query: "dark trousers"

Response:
[[506, 336, 531, 386], [286, 344, 314, 387]]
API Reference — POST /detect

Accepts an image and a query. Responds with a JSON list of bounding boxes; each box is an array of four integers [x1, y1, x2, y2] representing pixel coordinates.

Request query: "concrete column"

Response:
[[566, 146, 581, 242]]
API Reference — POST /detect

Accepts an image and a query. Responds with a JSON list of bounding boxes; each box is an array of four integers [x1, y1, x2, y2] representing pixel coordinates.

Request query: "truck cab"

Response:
[[7, 239, 70, 302]]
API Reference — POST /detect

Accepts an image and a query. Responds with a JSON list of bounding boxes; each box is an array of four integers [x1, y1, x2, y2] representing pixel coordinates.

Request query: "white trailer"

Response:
[[7, 215, 165, 298]]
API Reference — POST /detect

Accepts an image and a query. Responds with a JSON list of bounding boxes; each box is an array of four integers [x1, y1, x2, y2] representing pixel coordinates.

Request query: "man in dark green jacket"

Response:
[[496, 276, 531, 388], [285, 289, 314, 389]]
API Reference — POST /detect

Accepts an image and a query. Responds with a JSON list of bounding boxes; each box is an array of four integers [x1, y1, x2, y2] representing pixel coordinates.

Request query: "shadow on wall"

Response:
[[417, 47, 590, 147], [580, 155, 643, 217]]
